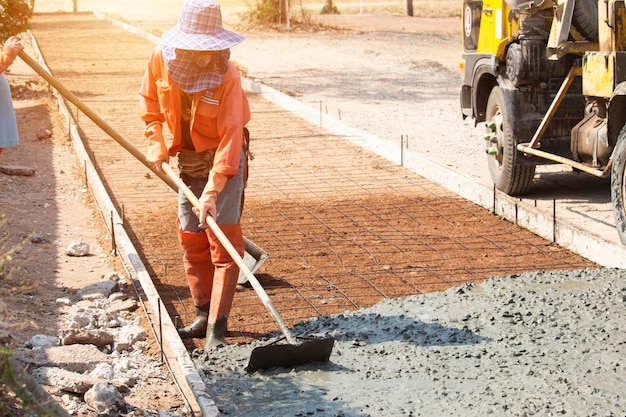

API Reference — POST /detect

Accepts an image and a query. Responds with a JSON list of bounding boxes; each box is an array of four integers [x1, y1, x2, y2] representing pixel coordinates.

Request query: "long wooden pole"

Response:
[[161, 163, 298, 345], [18, 50, 177, 190], [18, 49, 297, 345]]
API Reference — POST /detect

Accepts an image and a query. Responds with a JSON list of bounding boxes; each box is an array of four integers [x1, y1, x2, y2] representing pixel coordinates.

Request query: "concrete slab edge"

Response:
[[94, 10, 162, 45], [92, 12, 626, 269], [25, 28, 220, 417]]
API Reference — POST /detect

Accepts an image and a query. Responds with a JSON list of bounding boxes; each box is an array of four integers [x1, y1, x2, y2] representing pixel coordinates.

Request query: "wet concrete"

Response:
[[194, 268, 625, 416]]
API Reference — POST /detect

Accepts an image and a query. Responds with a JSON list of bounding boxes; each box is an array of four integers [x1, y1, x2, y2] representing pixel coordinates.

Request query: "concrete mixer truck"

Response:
[[460, 0, 626, 243]]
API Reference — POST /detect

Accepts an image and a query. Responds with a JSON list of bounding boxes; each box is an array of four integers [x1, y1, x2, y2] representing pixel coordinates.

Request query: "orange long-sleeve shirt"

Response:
[[138, 44, 250, 182]]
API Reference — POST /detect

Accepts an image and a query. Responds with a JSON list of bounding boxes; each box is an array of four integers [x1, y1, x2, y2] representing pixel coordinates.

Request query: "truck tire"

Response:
[[610, 126, 626, 244], [572, 0, 598, 42], [485, 87, 535, 195]]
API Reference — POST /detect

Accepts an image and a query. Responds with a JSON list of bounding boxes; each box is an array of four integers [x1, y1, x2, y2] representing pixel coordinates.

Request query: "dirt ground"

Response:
[[0, 55, 186, 415], [0, 1, 604, 415]]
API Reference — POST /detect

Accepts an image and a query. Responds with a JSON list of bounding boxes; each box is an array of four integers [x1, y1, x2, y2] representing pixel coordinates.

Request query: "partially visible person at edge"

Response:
[[138, 0, 250, 350], [0, 36, 24, 157]]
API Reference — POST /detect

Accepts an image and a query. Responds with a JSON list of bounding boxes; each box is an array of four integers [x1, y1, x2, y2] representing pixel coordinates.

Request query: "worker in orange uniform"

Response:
[[138, 0, 250, 349]]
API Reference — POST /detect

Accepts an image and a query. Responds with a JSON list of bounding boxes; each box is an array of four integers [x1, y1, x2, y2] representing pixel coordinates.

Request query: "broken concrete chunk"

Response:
[[77, 280, 120, 301], [0, 164, 36, 176], [89, 362, 114, 380], [106, 298, 138, 314], [112, 324, 147, 353], [64, 305, 119, 330], [31, 366, 100, 394], [24, 334, 59, 349], [59, 328, 115, 348], [84, 382, 125, 414], [66, 239, 90, 256], [16, 344, 109, 373]]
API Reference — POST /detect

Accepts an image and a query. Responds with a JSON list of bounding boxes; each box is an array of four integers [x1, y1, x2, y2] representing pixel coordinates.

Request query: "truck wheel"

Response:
[[572, 0, 598, 42], [610, 127, 626, 244], [485, 87, 535, 195]]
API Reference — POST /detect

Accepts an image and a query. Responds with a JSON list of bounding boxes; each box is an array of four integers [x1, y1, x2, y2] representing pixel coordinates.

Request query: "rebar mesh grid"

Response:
[[31, 13, 598, 350]]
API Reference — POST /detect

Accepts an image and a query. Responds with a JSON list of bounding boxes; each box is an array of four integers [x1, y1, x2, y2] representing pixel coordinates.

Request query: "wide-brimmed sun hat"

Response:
[[162, 0, 244, 51]]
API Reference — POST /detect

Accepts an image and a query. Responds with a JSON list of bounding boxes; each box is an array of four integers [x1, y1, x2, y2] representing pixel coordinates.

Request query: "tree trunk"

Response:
[[406, 0, 414, 16], [321, 0, 335, 14]]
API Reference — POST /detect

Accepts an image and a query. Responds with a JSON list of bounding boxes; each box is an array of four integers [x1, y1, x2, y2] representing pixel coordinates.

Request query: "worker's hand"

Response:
[[193, 191, 217, 229], [144, 121, 169, 173], [3, 36, 24, 60]]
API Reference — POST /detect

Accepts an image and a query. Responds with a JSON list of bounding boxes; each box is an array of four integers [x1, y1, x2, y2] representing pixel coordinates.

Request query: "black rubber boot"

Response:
[[178, 303, 210, 339], [204, 316, 229, 350]]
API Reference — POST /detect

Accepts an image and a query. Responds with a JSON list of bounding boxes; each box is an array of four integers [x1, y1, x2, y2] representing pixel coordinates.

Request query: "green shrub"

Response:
[[243, 0, 286, 26], [242, 0, 316, 27], [0, 0, 32, 42]]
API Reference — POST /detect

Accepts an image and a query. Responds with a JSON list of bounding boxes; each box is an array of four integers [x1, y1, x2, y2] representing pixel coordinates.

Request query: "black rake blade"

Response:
[[246, 337, 335, 373]]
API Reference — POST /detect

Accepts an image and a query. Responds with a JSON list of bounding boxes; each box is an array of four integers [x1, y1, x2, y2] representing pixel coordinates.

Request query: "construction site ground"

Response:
[[22, 9, 599, 348], [0, 1, 621, 415]]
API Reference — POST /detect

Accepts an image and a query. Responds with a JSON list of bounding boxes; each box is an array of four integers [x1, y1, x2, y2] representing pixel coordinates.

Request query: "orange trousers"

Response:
[[177, 223, 244, 325]]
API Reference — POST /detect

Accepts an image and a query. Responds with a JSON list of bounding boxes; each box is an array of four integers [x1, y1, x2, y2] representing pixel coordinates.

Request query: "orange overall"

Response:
[[139, 44, 250, 346]]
